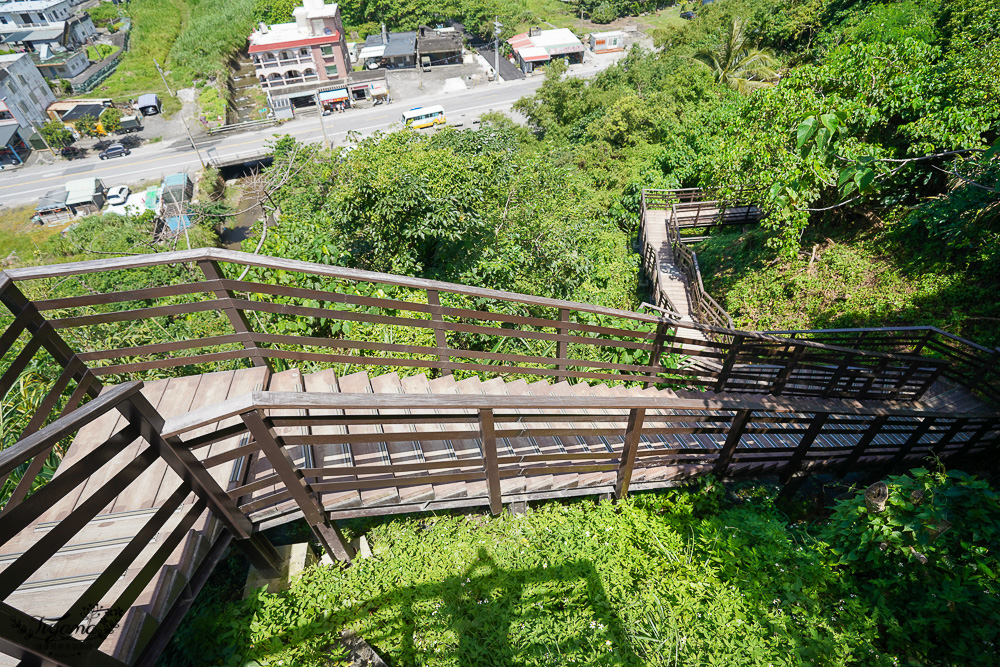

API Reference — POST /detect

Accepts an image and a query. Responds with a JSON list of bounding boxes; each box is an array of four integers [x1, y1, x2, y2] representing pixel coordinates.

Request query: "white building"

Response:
[[0, 0, 74, 27]]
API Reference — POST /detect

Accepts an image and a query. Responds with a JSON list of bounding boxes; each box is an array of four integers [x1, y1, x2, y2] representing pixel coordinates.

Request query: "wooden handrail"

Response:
[[160, 390, 999, 440], [0, 381, 143, 478]]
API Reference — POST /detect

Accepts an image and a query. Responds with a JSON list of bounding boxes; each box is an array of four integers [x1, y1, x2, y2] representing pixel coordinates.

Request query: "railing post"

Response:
[[858, 357, 891, 399], [197, 259, 269, 369], [645, 321, 670, 388], [712, 409, 752, 478], [771, 342, 806, 396], [556, 308, 570, 374], [911, 328, 934, 355], [715, 334, 745, 393], [931, 418, 969, 456], [950, 419, 996, 463], [838, 415, 889, 476], [887, 417, 937, 470], [240, 410, 355, 562], [822, 352, 855, 398], [614, 408, 645, 500], [779, 412, 830, 486], [479, 409, 502, 516], [426, 289, 452, 376]]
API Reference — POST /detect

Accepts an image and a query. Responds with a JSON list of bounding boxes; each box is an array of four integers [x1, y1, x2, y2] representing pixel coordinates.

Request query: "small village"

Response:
[[1, 0, 644, 245]]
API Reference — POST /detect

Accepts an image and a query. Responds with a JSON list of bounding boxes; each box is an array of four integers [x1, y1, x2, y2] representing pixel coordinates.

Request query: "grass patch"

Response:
[[696, 215, 1000, 347], [636, 7, 687, 31], [86, 43, 117, 61], [94, 0, 256, 109], [0, 205, 64, 263], [161, 475, 1000, 667]]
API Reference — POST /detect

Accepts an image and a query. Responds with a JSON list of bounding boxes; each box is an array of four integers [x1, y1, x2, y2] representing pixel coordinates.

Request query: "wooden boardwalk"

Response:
[[641, 208, 707, 342]]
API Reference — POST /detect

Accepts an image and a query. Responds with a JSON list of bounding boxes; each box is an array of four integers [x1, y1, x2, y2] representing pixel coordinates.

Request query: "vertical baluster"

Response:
[[426, 289, 452, 375], [614, 408, 645, 500], [479, 409, 502, 516]]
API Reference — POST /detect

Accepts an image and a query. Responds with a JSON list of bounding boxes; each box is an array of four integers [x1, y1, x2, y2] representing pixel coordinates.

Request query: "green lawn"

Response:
[[636, 7, 687, 32]]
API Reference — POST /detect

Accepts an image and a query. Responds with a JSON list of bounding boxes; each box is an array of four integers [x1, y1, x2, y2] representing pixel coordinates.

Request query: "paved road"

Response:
[[0, 58, 619, 209], [0, 79, 545, 209]]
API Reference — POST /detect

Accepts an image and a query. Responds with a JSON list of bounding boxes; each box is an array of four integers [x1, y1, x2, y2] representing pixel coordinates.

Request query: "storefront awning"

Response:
[[319, 88, 349, 102]]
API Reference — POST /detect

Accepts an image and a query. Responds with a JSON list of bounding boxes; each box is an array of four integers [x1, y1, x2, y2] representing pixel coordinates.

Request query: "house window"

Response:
[[0, 17, 8, 25], [299, 48, 309, 57], [312, 19, 323, 34], [325, 64, 338, 77], [321, 45, 334, 56]]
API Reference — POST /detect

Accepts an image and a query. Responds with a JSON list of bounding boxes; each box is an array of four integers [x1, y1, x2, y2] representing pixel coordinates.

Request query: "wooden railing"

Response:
[[1, 249, 947, 409], [2, 250, 1000, 666], [763, 327, 1000, 406], [162, 390, 1000, 523], [0, 381, 282, 667]]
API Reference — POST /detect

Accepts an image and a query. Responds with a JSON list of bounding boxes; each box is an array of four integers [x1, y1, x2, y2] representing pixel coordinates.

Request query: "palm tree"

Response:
[[692, 19, 778, 94]]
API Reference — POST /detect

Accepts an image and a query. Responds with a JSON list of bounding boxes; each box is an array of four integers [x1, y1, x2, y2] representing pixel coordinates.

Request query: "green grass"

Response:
[[0, 205, 65, 262], [162, 483, 911, 667], [92, 0, 255, 114], [696, 216, 1000, 347], [636, 7, 688, 31], [86, 43, 117, 61]]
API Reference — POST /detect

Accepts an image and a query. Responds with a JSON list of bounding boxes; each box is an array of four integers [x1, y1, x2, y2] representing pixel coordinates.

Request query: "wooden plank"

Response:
[[145, 371, 238, 510], [400, 373, 477, 501], [370, 372, 435, 504], [77, 377, 180, 516], [337, 371, 399, 507], [302, 369, 361, 510]]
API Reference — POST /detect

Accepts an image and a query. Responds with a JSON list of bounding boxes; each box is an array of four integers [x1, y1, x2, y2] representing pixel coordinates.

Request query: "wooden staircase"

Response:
[[2, 365, 991, 666]]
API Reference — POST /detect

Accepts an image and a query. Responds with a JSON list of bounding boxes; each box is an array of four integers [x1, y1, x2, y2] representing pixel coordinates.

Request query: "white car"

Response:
[[107, 185, 130, 206]]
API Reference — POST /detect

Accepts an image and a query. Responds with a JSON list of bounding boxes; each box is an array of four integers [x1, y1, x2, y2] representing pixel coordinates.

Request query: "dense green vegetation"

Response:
[[504, 0, 1000, 341], [163, 470, 1000, 666]]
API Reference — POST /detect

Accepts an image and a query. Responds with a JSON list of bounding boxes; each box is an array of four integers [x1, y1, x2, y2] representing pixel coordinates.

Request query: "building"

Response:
[[0, 52, 56, 164], [30, 43, 89, 79], [0, 0, 95, 46], [63, 176, 105, 214], [248, 0, 350, 105], [589, 30, 625, 53], [507, 27, 585, 74], [0, 0, 75, 27], [360, 26, 416, 69], [416, 25, 463, 68]]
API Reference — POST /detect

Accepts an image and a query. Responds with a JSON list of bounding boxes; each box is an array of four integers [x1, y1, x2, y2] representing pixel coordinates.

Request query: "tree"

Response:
[[40, 120, 73, 149], [692, 19, 778, 94], [74, 113, 102, 139], [100, 107, 122, 134]]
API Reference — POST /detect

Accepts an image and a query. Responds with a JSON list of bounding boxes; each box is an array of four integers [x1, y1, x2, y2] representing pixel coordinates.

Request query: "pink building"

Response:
[[249, 0, 350, 99]]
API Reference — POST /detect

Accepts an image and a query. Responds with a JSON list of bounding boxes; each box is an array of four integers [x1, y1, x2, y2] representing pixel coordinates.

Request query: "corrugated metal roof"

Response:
[[64, 177, 99, 205]]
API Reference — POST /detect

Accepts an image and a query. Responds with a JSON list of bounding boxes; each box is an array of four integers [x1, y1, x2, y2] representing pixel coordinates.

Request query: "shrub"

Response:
[[822, 467, 1000, 663]]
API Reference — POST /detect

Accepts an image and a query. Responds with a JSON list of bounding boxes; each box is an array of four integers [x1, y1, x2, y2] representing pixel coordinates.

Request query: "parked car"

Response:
[[106, 185, 130, 206], [680, 10, 696, 19], [99, 144, 131, 160], [59, 146, 83, 160]]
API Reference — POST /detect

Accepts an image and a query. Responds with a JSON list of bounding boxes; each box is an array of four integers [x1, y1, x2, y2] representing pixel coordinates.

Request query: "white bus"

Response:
[[401, 105, 446, 129]]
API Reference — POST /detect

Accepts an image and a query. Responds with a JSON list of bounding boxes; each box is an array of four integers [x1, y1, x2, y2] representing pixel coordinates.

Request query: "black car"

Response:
[[99, 144, 131, 160], [59, 146, 83, 160], [680, 10, 696, 19]]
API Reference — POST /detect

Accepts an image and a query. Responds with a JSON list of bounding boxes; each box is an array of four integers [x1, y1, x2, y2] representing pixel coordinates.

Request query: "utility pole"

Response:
[[154, 57, 205, 168], [493, 17, 503, 83], [314, 90, 330, 149], [152, 58, 174, 97]]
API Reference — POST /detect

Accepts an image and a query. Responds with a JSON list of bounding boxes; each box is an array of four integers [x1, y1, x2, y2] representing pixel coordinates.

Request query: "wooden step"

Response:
[[399, 374, 472, 502], [337, 371, 400, 508], [302, 369, 362, 511], [370, 373, 436, 505]]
